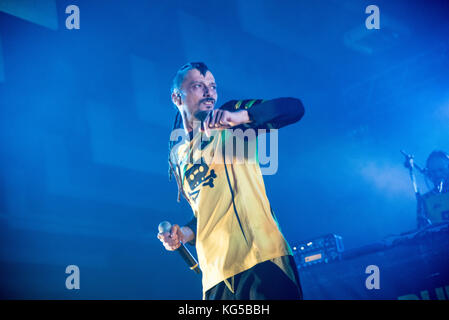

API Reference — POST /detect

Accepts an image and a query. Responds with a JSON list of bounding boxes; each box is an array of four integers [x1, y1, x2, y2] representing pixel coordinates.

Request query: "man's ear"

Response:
[[171, 92, 182, 107]]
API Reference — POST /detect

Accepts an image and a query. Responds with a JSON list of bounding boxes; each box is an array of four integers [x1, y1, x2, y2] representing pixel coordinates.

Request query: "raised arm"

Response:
[[219, 97, 305, 130]]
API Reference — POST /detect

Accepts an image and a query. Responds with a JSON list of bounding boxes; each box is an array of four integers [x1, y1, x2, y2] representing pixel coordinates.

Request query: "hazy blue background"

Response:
[[0, 0, 448, 299]]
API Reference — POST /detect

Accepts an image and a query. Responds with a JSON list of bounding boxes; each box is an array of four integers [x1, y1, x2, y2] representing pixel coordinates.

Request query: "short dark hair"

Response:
[[171, 62, 210, 95], [426, 150, 449, 168]]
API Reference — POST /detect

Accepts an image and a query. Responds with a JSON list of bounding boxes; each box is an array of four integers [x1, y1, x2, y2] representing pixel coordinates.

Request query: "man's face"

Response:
[[174, 69, 217, 121]]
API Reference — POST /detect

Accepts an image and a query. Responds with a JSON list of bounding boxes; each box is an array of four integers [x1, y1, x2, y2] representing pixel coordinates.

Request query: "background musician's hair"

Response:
[[426, 150, 449, 169]]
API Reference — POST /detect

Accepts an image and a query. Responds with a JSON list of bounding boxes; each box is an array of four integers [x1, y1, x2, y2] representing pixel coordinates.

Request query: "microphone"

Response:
[[158, 221, 201, 274], [400, 150, 426, 174]]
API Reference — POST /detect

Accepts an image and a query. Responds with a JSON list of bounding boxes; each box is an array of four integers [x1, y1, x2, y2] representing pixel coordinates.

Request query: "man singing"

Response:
[[158, 62, 305, 300]]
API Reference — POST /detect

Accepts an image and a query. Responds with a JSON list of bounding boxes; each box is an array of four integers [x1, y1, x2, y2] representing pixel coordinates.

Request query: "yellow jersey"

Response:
[[170, 98, 304, 296]]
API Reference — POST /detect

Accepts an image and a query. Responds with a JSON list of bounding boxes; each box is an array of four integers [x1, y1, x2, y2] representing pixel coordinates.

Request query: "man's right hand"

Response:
[[157, 224, 183, 251]]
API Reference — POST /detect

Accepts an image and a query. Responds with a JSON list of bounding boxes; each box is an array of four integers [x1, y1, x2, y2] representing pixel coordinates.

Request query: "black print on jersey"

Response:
[[185, 158, 217, 202]]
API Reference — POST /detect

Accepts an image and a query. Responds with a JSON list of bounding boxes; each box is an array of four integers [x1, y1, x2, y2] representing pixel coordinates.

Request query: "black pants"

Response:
[[205, 256, 303, 300]]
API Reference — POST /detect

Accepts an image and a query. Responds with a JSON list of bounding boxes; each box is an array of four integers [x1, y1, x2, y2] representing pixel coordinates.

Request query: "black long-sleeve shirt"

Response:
[[220, 97, 305, 131]]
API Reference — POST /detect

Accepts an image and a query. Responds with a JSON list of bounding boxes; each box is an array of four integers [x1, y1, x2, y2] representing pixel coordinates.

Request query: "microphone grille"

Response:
[[158, 221, 172, 233]]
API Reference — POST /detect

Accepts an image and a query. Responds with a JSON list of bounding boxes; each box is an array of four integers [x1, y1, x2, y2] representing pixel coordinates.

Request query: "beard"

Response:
[[194, 109, 212, 122]]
